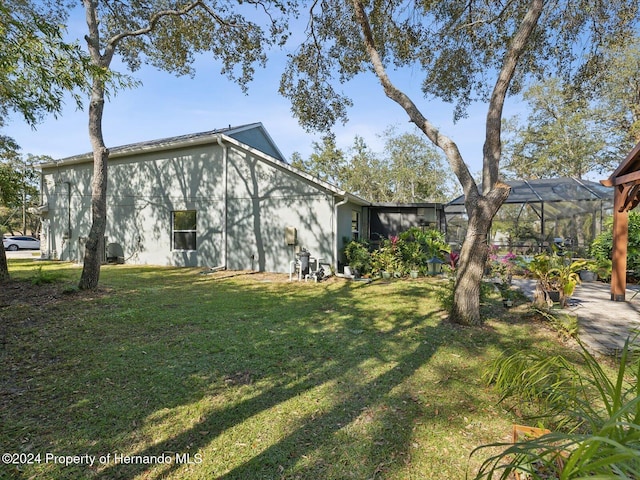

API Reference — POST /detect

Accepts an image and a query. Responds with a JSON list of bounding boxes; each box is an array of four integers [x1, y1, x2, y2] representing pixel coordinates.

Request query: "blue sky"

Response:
[[3, 11, 515, 176]]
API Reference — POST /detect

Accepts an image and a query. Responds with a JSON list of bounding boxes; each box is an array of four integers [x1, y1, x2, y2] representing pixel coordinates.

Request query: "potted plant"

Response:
[[501, 287, 515, 308], [529, 253, 587, 308], [550, 257, 587, 307], [576, 259, 601, 282], [344, 240, 371, 278], [371, 244, 396, 279], [402, 241, 424, 279]]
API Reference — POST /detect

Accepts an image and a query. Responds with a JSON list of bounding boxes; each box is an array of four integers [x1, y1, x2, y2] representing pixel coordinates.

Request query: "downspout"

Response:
[[216, 135, 228, 269], [39, 171, 48, 258], [65, 181, 71, 261], [334, 196, 349, 272]]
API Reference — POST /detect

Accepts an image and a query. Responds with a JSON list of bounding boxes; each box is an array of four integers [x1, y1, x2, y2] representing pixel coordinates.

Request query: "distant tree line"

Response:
[[290, 126, 458, 203], [502, 39, 640, 180]]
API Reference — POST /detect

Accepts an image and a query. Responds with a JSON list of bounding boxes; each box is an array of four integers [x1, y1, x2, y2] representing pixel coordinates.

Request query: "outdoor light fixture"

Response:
[[427, 256, 444, 275]]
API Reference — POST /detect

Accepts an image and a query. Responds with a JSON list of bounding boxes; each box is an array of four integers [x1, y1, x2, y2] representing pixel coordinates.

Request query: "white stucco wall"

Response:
[[40, 138, 357, 273]]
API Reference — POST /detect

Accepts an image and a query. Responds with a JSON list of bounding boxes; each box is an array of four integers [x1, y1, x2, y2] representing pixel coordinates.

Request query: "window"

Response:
[[351, 210, 360, 241], [172, 211, 197, 250]]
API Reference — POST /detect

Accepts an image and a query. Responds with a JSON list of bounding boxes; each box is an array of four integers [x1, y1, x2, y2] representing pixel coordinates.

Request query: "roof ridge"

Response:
[[56, 122, 263, 162]]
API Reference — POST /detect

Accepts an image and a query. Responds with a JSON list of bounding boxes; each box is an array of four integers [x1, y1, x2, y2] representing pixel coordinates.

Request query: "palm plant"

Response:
[[472, 337, 640, 479], [529, 252, 587, 307]]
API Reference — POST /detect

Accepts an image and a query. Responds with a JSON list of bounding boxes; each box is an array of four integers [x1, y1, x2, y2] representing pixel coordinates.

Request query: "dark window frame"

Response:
[[351, 210, 360, 241], [172, 210, 197, 251]]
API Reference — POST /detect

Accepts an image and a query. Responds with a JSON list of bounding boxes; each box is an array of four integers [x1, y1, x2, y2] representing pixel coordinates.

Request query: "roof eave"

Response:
[[602, 141, 640, 187], [38, 132, 229, 170]]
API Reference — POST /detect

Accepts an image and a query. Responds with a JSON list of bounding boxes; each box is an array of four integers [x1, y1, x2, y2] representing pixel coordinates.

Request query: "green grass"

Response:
[[1, 260, 571, 479]]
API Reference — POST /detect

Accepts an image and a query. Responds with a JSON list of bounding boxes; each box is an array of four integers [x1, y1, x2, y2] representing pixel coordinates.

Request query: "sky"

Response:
[[2, 9, 517, 176]]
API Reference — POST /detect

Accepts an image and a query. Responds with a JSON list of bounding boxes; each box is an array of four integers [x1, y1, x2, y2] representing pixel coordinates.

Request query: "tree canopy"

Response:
[[381, 127, 454, 203], [588, 36, 640, 147], [0, 1, 89, 126], [291, 133, 346, 185], [291, 127, 454, 202], [502, 77, 619, 179], [503, 33, 640, 181], [282, 1, 638, 132]]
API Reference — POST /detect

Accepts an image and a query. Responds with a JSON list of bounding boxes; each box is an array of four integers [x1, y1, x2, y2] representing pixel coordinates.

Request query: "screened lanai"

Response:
[[445, 177, 613, 253]]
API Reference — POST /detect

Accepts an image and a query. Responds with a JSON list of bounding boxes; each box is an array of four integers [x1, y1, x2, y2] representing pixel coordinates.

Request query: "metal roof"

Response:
[[446, 177, 611, 216], [39, 123, 285, 167]]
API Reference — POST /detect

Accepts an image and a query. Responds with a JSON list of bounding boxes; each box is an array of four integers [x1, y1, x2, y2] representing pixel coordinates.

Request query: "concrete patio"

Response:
[[513, 278, 640, 356]]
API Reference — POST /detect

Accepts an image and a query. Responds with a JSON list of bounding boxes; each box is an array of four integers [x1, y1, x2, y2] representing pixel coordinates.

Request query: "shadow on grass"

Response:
[[1, 268, 550, 480]]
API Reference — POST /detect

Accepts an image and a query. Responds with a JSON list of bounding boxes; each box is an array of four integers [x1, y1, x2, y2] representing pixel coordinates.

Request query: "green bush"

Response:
[[590, 211, 640, 274], [344, 240, 372, 275], [367, 228, 450, 277], [398, 227, 450, 274]]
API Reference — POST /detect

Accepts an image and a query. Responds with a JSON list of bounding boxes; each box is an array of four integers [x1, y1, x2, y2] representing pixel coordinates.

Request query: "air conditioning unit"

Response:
[[77, 236, 108, 264]]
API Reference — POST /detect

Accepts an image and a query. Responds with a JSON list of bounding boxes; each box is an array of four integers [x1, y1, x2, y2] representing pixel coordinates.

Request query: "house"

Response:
[[38, 123, 370, 273]]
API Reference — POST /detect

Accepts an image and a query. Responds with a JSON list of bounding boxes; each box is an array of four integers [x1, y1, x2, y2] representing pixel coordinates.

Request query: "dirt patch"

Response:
[[0, 280, 65, 309], [0, 279, 110, 309]]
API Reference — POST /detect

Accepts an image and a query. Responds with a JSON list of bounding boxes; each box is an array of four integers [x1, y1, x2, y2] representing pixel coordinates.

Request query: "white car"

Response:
[[3, 236, 41, 251]]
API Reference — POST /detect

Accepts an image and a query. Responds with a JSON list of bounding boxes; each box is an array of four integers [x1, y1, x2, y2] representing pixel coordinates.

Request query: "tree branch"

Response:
[[455, 0, 518, 31], [483, 0, 543, 194], [102, 0, 240, 64], [351, 0, 478, 203], [83, 0, 103, 65], [103, 1, 199, 62]]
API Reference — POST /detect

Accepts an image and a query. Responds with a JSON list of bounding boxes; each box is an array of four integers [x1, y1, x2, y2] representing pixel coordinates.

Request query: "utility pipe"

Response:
[[216, 135, 228, 269], [65, 181, 71, 261], [333, 196, 349, 272]]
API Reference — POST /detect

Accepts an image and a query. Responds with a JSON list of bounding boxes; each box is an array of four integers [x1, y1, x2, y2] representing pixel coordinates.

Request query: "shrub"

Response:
[[590, 211, 640, 274], [371, 237, 401, 274], [472, 338, 640, 479], [368, 228, 450, 277], [344, 240, 372, 275]]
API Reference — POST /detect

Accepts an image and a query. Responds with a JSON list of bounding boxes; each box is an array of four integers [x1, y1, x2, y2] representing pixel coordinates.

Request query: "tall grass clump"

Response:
[[471, 338, 640, 479], [30, 265, 64, 285]]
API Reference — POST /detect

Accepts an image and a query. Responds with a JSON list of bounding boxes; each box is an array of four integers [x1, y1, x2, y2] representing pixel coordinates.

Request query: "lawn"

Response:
[[1, 260, 572, 479]]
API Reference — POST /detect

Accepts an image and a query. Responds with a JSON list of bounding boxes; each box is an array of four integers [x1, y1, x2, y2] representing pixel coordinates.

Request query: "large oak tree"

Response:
[[71, 0, 291, 289], [281, 0, 639, 325]]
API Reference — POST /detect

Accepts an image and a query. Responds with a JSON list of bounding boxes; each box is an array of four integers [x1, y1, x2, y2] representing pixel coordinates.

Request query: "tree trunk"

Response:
[[78, 0, 114, 291], [0, 244, 9, 283], [75, 0, 208, 289], [78, 148, 108, 290], [451, 211, 492, 325], [451, 187, 510, 325], [78, 76, 108, 290]]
